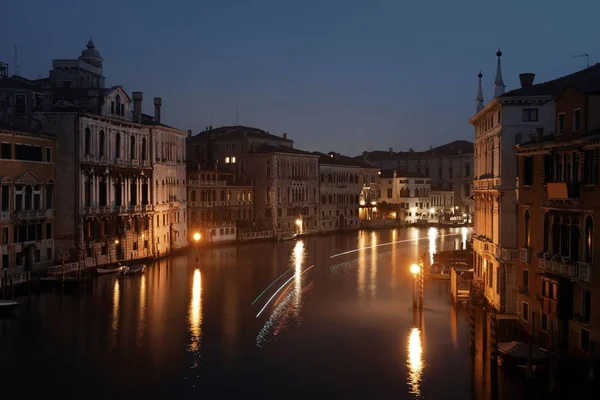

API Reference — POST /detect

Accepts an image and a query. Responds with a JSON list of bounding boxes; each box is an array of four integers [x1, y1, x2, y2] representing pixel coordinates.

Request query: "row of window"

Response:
[[84, 129, 148, 161], [523, 210, 593, 262], [321, 194, 359, 205], [0, 223, 52, 245], [266, 160, 318, 179], [521, 150, 599, 187], [557, 109, 581, 134], [320, 172, 360, 184], [190, 190, 252, 203], [0, 185, 53, 212], [0, 143, 52, 162]]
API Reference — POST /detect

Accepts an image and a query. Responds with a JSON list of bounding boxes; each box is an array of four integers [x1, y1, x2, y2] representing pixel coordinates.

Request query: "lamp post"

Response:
[[295, 218, 302, 235], [114, 239, 120, 261], [193, 232, 201, 262], [410, 263, 420, 309]]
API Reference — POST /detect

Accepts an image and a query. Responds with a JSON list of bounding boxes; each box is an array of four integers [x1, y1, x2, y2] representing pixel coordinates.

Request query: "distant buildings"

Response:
[[377, 169, 431, 224], [359, 140, 473, 216], [0, 128, 55, 269], [515, 63, 600, 359], [186, 168, 253, 244]]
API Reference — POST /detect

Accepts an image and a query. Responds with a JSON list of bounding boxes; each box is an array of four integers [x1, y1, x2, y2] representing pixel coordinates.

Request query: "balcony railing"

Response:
[[13, 209, 47, 219], [520, 247, 531, 264], [538, 256, 591, 283], [187, 180, 227, 186], [143, 204, 153, 212]]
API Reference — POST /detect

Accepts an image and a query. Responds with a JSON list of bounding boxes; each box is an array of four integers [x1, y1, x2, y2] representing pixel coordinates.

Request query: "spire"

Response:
[[476, 71, 484, 112], [494, 48, 505, 97]]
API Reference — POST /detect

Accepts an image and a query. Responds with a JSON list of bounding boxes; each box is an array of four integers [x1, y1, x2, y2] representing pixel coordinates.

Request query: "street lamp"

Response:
[[410, 263, 421, 309], [193, 232, 201, 261], [295, 218, 302, 234], [429, 208, 435, 214]]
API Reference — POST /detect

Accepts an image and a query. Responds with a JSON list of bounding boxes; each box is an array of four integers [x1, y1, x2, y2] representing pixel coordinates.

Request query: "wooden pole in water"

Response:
[[490, 306, 498, 366], [589, 340, 596, 382], [527, 312, 535, 379], [469, 299, 476, 356], [548, 323, 557, 393]]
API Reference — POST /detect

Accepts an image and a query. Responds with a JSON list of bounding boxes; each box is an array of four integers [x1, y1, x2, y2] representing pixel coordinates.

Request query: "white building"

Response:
[[377, 169, 431, 224], [471, 49, 556, 314]]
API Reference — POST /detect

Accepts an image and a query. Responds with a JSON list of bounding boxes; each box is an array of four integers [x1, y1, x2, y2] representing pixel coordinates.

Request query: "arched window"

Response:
[[212, 191, 217, 202], [523, 209, 530, 247], [449, 166, 453, 179], [130, 136, 136, 159], [115, 132, 121, 158], [571, 217, 580, 261], [141, 138, 147, 161], [191, 191, 196, 202], [220, 190, 225, 202], [84, 128, 91, 155], [116, 94, 121, 115], [99, 130, 105, 157], [585, 216, 594, 262], [24, 186, 33, 210], [543, 213, 549, 252], [200, 190, 206, 202], [266, 161, 271, 176]]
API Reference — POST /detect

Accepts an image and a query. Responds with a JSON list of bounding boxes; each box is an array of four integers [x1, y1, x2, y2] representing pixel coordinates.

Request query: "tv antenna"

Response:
[[573, 53, 589, 69], [236, 105, 239, 125], [14, 45, 20, 75]]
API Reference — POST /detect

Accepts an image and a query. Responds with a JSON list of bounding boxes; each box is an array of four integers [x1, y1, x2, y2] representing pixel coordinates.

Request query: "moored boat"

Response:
[[122, 264, 145, 275], [498, 341, 548, 367], [280, 234, 297, 241], [0, 300, 19, 316], [96, 264, 124, 275]]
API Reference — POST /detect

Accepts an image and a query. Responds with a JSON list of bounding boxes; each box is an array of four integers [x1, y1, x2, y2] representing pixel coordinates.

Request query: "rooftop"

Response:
[[192, 125, 292, 143], [360, 140, 473, 161], [254, 143, 315, 156], [501, 63, 600, 98], [316, 152, 373, 168]]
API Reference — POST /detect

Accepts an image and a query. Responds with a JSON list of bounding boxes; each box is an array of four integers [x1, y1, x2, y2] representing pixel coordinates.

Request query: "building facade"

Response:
[[187, 168, 253, 243], [360, 140, 473, 215], [471, 51, 559, 314], [244, 144, 320, 236], [0, 128, 55, 270], [318, 153, 363, 232], [515, 69, 600, 359], [358, 165, 380, 222], [377, 169, 431, 224]]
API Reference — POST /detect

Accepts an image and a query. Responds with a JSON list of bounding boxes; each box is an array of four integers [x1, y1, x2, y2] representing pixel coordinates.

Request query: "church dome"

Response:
[[78, 38, 103, 69]]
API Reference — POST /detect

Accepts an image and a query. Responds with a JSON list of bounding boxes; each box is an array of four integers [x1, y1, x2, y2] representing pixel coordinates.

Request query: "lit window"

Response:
[[225, 157, 230, 163], [231, 157, 236, 163]]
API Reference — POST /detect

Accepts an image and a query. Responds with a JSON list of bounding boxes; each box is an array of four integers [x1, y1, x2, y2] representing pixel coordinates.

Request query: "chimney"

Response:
[[519, 73, 535, 88], [132, 92, 143, 123], [43, 89, 53, 112], [393, 170, 397, 178], [283, 133, 288, 140], [389, 147, 393, 156], [153, 97, 162, 124], [187, 129, 192, 138]]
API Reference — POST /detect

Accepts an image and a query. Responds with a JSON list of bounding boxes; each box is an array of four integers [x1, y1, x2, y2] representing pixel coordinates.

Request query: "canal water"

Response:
[[0, 228, 542, 398]]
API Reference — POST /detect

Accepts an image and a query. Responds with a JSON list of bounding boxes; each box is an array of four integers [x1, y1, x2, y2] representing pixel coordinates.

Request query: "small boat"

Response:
[[0, 300, 19, 316], [122, 264, 145, 275], [498, 341, 548, 367], [96, 264, 124, 275], [280, 234, 297, 241]]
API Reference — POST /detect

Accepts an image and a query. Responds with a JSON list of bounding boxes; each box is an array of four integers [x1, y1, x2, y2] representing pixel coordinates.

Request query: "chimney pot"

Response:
[[519, 73, 535, 88], [283, 133, 287, 139], [187, 129, 192, 138], [153, 97, 162, 124], [132, 91, 143, 123]]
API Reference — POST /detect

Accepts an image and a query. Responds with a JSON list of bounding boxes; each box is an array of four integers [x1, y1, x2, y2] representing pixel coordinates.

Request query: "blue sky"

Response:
[[2, 0, 599, 155]]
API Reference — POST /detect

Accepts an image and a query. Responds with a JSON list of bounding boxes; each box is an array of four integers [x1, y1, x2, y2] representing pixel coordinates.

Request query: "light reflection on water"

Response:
[[357, 232, 367, 299], [407, 326, 424, 396], [189, 268, 203, 355], [293, 240, 305, 317], [369, 231, 377, 299], [137, 274, 146, 346], [428, 227, 438, 266], [111, 279, 120, 349]]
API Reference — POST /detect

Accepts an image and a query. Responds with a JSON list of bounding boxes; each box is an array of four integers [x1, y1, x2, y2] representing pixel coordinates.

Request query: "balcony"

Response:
[[547, 182, 579, 200], [116, 158, 126, 166], [141, 160, 150, 168], [99, 155, 109, 164], [538, 256, 591, 283], [520, 247, 531, 264], [0, 211, 10, 221], [473, 177, 502, 191], [13, 209, 47, 219], [131, 159, 139, 166], [143, 204, 153, 212]]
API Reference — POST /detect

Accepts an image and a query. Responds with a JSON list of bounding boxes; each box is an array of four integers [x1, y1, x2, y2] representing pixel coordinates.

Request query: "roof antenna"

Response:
[[573, 53, 589, 69], [14, 45, 20, 76], [236, 105, 239, 125]]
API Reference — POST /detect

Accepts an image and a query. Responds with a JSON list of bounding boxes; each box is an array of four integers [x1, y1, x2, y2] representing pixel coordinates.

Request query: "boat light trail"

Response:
[[256, 265, 315, 318], [251, 268, 293, 305], [329, 233, 460, 259], [274, 265, 315, 307]]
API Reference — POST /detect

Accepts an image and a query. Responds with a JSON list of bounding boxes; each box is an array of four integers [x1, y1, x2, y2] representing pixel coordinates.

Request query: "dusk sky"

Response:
[[2, 0, 599, 155]]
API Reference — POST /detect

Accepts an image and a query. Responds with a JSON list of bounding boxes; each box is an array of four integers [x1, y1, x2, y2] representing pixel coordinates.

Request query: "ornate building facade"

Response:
[[0, 128, 55, 270], [471, 50, 557, 315]]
